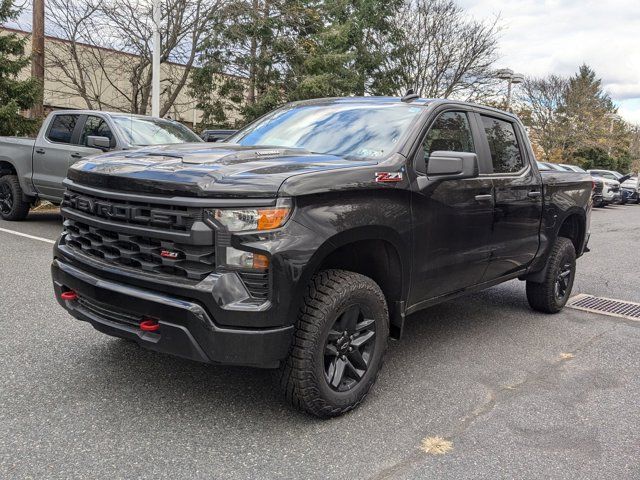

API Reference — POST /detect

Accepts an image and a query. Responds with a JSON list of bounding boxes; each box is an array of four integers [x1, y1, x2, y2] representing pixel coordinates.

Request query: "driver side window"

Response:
[[80, 116, 114, 147], [422, 111, 475, 160]]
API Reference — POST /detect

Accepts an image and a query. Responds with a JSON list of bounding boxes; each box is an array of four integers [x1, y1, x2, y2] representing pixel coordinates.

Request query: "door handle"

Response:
[[527, 191, 542, 198], [70, 153, 82, 159], [474, 194, 493, 202], [35, 148, 45, 154]]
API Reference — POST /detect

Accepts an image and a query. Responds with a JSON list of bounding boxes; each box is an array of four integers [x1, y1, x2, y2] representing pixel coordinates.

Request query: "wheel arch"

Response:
[[290, 226, 410, 339], [525, 208, 586, 284], [0, 160, 17, 177]]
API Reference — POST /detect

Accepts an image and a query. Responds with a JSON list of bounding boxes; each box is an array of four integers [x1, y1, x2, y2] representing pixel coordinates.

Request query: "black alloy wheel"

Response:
[[0, 182, 13, 215], [324, 304, 376, 392], [554, 262, 573, 301], [280, 269, 389, 418]]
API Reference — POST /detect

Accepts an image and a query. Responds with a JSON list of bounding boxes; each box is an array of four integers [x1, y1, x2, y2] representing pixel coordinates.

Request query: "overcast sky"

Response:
[[458, 0, 640, 124]]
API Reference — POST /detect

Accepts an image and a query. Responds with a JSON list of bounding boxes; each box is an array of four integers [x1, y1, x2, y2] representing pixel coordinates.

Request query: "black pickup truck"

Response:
[[52, 97, 592, 417]]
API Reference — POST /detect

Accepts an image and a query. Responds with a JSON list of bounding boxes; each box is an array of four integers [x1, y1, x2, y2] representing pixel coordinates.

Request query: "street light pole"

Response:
[[495, 68, 524, 112], [151, 0, 161, 118]]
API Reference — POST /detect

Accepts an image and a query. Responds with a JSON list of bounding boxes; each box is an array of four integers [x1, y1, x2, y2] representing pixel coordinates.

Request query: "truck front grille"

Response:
[[64, 219, 215, 281], [61, 190, 200, 231]]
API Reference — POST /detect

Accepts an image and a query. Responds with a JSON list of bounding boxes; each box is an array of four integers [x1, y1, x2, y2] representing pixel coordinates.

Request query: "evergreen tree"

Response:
[[191, 0, 323, 127], [0, 0, 41, 135], [558, 64, 616, 157], [293, 0, 403, 99]]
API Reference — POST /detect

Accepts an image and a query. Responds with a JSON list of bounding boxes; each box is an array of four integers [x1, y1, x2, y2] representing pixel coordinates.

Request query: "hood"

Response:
[[67, 143, 377, 198]]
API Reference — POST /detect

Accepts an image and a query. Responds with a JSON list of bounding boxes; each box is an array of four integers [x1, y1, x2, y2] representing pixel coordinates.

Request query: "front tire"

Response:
[[280, 269, 389, 418], [0, 175, 31, 221], [526, 237, 576, 313]]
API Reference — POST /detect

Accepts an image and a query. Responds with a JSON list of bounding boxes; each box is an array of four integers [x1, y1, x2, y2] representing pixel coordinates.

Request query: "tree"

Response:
[[46, 0, 224, 116], [388, 0, 501, 100], [518, 75, 568, 161], [559, 64, 616, 156], [191, 0, 324, 127], [293, 0, 404, 99], [0, 0, 41, 135]]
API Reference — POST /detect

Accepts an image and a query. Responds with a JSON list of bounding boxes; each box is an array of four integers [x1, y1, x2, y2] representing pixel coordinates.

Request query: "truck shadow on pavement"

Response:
[[81, 280, 537, 422]]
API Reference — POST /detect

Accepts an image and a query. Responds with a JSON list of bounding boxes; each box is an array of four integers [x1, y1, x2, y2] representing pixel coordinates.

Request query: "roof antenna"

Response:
[[401, 88, 419, 102]]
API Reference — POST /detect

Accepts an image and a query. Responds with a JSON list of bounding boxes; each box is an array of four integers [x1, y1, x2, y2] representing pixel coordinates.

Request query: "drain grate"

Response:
[[567, 294, 640, 321]]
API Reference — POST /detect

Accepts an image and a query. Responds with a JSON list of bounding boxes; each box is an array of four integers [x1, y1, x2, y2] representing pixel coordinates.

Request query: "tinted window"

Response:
[[481, 116, 524, 173], [422, 111, 475, 159], [47, 115, 78, 144], [233, 103, 422, 159], [80, 116, 113, 146]]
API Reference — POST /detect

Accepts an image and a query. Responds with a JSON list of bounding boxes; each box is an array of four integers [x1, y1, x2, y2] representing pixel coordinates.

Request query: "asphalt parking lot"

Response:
[[1, 204, 639, 479]]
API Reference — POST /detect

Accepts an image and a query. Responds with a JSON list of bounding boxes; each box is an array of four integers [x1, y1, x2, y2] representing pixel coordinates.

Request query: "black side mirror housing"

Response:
[[426, 151, 479, 180], [87, 135, 112, 151]]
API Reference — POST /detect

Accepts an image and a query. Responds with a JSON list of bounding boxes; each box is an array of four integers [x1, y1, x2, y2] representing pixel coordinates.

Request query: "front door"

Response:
[[409, 110, 494, 305]]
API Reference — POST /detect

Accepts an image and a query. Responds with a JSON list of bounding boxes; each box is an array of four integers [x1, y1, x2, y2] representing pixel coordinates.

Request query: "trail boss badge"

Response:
[[375, 172, 403, 183]]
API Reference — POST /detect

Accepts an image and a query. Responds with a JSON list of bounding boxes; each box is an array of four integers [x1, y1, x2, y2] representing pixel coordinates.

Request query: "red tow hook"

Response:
[[61, 291, 78, 301], [140, 319, 160, 332]]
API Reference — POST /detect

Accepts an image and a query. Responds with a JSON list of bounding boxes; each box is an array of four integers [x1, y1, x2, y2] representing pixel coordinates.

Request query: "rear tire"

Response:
[[280, 269, 389, 418], [526, 237, 576, 313], [0, 175, 30, 221]]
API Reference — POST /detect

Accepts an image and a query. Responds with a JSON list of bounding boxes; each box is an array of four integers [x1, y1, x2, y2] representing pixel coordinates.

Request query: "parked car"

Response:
[[52, 97, 592, 417], [538, 161, 567, 172], [201, 129, 237, 142], [621, 176, 640, 204], [560, 164, 587, 173], [591, 176, 605, 207], [0, 110, 203, 220], [587, 169, 634, 204]]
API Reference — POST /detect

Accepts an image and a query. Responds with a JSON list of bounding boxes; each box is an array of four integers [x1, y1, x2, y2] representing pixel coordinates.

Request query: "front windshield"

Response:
[[231, 103, 424, 159], [112, 116, 202, 146]]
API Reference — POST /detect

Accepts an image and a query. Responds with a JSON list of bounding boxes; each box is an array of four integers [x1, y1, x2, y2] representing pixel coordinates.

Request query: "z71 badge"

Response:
[[375, 172, 403, 183]]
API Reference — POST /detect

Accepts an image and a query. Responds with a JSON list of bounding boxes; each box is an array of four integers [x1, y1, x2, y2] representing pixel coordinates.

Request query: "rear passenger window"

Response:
[[481, 116, 524, 173], [47, 115, 78, 144]]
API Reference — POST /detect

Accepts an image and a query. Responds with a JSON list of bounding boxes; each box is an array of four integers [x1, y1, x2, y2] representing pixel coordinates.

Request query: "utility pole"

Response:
[[31, 0, 45, 118], [151, 0, 161, 117]]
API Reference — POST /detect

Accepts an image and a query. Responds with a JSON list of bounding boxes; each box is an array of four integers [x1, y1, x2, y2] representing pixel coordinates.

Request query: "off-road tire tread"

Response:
[[526, 237, 575, 313], [279, 269, 388, 418], [0, 175, 30, 221]]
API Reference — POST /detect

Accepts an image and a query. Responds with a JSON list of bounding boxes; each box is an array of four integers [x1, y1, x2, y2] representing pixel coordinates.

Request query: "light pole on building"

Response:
[[151, 0, 161, 117], [495, 68, 524, 111]]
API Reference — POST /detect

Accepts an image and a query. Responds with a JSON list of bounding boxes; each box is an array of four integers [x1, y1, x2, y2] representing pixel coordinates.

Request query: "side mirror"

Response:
[[86, 135, 111, 151], [426, 151, 479, 180], [618, 174, 632, 184]]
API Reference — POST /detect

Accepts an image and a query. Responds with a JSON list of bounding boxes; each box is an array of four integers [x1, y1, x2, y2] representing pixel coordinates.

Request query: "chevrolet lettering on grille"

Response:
[[63, 192, 192, 229]]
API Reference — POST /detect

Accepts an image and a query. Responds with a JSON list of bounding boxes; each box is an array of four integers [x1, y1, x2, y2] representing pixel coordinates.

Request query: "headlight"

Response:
[[207, 198, 292, 232]]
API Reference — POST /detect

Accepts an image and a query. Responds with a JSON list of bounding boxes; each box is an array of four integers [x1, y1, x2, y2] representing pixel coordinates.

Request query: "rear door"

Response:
[[409, 109, 494, 304], [32, 113, 82, 199], [475, 113, 543, 281]]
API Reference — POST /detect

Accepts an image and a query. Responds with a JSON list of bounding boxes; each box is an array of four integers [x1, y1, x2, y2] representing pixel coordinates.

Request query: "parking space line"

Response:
[[0, 227, 56, 245]]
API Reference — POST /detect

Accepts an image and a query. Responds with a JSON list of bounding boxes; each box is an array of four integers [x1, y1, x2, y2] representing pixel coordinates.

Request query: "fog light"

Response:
[[225, 247, 269, 270]]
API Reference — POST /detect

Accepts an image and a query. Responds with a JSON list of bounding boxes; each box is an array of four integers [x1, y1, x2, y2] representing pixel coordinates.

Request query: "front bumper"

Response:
[[52, 259, 293, 368]]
